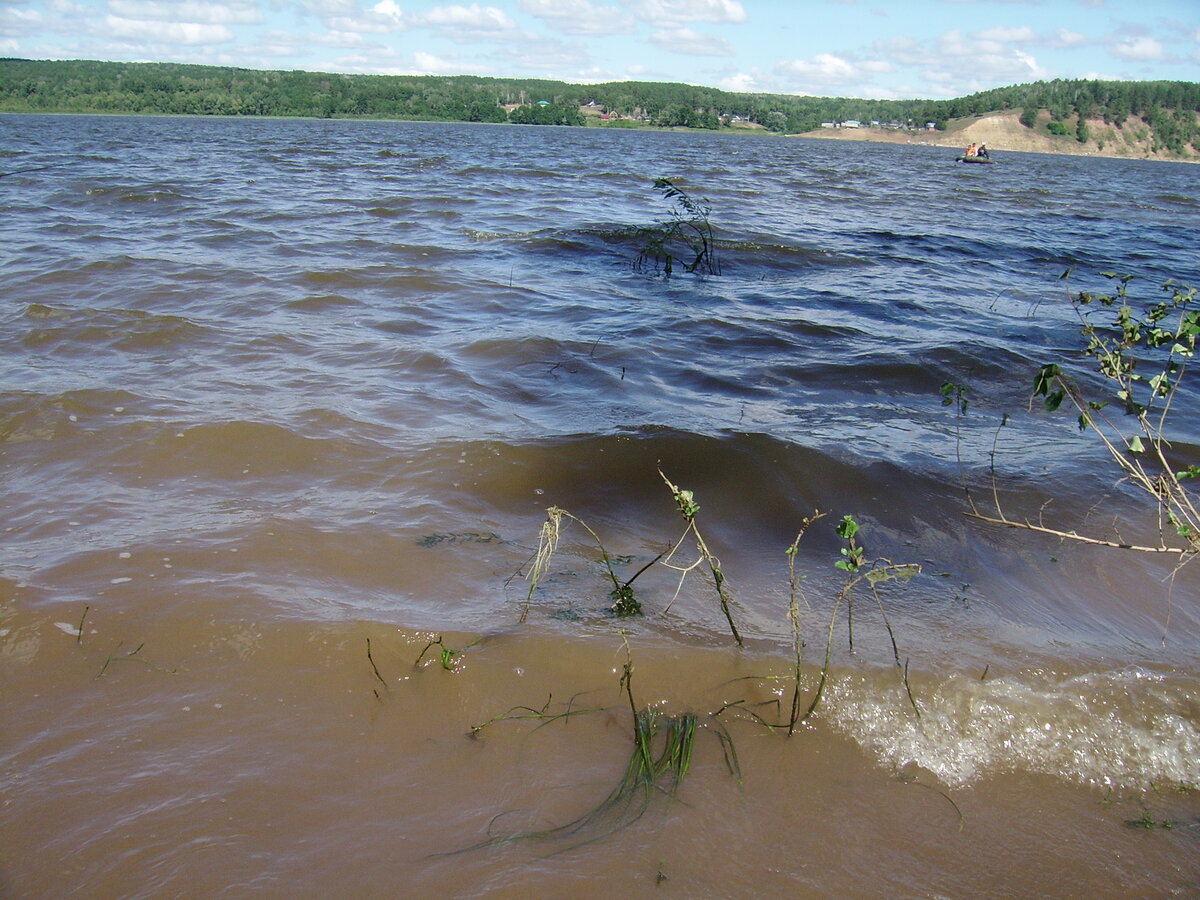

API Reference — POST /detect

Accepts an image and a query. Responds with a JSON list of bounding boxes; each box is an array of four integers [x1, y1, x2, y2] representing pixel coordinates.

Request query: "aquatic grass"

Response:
[[414, 633, 484, 672], [521, 506, 658, 622], [455, 639, 740, 855], [366, 637, 387, 696], [96, 641, 176, 677], [469, 693, 606, 737]]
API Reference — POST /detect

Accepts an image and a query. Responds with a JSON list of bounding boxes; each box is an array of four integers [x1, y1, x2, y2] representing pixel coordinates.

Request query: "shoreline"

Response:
[[4, 107, 1196, 163], [791, 111, 1198, 164]]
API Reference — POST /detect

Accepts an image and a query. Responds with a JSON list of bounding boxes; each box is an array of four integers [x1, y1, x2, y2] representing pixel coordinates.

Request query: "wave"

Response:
[[13, 302, 204, 352], [823, 665, 1200, 789]]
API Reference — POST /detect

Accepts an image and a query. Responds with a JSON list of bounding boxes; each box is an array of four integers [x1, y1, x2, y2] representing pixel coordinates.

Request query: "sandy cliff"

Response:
[[798, 111, 1195, 163]]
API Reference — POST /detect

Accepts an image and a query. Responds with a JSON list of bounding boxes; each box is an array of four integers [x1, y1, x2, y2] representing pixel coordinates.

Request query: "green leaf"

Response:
[[1033, 364, 1055, 395], [1044, 390, 1065, 412], [835, 515, 859, 540], [1127, 435, 1145, 453]]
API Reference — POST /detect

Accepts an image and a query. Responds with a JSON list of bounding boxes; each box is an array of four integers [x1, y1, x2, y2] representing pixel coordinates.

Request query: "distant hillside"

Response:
[[2, 58, 1197, 158], [803, 110, 1200, 163]]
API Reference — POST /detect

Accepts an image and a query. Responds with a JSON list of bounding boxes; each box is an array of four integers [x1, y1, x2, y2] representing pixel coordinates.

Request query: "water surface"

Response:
[[3, 114, 1200, 897]]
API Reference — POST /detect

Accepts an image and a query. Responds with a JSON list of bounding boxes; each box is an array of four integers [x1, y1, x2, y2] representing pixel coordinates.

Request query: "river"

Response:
[[3, 113, 1199, 897]]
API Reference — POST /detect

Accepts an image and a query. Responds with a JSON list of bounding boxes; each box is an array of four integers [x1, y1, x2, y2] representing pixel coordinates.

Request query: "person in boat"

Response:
[[976, 143, 989, 159], [964, 142, 978, 158]]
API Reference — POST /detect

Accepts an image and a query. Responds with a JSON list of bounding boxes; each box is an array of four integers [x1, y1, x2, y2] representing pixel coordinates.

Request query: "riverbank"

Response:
[[795, 110, 1199, 163]]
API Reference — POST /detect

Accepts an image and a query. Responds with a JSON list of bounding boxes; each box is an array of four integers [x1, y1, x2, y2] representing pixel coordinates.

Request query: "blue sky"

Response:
[[3, 0, 1198, 99]]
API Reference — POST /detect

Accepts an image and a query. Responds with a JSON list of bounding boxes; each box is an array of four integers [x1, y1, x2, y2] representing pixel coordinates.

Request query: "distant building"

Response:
[[820, 122, 835, 128], [843, 119, 861, 128]]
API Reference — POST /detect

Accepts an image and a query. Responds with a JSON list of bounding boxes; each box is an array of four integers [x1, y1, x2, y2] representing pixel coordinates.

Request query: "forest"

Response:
[[2, 58, 1198, 154]]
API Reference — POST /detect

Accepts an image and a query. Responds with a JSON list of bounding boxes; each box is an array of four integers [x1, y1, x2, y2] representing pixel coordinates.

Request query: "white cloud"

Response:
[[502, 32, 594, 71], [871, 28, 1051, 88], [1, 6, 43, 30], [651, 25, 732, 56], [519, 0, 634, 35], [424, 4, 517, 30], [777, 52, 857, 85], [1111, 35, 1166, 61], [411, 49, 490, 74], [717, 70, 766, 92], [976, 25, 1036, 43], [300, 1, 360, 16], [105, 14, 235, 44], [624, 0, 746, 25], [370, 0, 407, 25], [107, 1, 263, 25], [1051, 28, 1088, 48]]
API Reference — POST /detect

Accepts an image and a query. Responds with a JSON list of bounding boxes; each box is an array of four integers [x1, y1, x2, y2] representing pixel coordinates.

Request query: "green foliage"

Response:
[[5, 59, 1196, 149], [835, 514, 864, 572], [508, 102, 585, 126], [940, 381, 969, 415], [997, 271, 1200, 558], [1047, 120, 1069, 136]]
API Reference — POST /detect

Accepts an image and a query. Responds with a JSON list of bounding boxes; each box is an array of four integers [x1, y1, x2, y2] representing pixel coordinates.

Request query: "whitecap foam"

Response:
[[821, 666, 1200, 789]]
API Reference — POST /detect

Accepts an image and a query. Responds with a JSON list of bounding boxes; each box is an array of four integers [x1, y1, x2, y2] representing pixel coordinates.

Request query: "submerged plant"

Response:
[[457, 638, 740, 854], [632, 178, 721, 277], [414, 633, 484, 671], [659, 469, 742, 646], [796, 515, 921, 727], [521, 506, 660, 621], [785, 512, 825, 735]]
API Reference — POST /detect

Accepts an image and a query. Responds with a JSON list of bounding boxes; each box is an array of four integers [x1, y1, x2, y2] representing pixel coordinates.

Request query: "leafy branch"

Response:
[[965, 272, 1199, 566], [632, 178, 721, 277]]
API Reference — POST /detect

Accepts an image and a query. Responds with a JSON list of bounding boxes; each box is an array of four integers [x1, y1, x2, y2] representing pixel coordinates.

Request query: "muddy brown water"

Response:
[[3, 114, 1199, 897]]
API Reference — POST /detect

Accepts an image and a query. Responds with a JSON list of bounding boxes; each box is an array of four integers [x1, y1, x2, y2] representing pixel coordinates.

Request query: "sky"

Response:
[[2, 0, 1199, 99]]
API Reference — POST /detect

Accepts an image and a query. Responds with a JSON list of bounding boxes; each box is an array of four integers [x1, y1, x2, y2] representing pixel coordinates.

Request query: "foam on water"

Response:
[[824, 666, 1200, 788]]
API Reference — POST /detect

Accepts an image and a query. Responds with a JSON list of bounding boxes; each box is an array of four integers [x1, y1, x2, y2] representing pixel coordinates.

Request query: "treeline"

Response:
[[2, 58, 1198, 152]]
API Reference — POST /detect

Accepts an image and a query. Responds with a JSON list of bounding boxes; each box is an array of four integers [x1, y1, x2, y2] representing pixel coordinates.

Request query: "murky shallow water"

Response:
[[3, 114, 1199, 897]]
